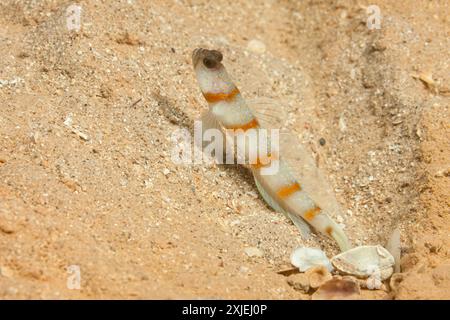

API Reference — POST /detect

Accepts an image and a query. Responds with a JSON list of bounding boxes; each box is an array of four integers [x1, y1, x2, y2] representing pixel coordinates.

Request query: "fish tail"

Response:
[[327, 221, 351, 252]]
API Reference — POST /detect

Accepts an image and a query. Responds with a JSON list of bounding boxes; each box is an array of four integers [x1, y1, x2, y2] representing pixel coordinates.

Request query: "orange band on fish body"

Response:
[[225, 118, 260, 132], [276, 182, 302, 199], [304, 206, 321, 221], [325, 226, 333, 237], [203, 87, 240, 104], [251, 153, 276, 169]]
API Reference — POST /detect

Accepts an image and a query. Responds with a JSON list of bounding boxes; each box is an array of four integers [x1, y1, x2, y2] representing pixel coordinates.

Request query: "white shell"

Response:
[[331, 245, 395, 280], [290, 247, 333, 272]]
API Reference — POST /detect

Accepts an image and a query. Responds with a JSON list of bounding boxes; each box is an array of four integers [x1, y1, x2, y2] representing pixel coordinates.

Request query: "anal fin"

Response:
[[286, 212, 312, 240], [253, 176, 311, 239]]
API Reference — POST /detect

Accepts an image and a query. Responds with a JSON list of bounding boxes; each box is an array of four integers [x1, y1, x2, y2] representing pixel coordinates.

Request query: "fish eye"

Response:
[[202, 50, 223, 69], [203, 57, 217, 69], [210, 50, 223, 62]]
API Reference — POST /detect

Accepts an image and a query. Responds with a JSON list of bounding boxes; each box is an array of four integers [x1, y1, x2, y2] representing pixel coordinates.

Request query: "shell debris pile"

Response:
[[287, 244, 397, 299]]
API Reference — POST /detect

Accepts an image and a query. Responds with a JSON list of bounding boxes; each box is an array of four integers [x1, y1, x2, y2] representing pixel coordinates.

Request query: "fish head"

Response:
[[191, 48, 234, 98], [192, 48, 223, 70]]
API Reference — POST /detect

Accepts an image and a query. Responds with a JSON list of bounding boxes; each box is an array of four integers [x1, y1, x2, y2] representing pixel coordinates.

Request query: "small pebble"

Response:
[[389, 273, 405, 292], [319, 138, 326, 146], [0, 266, 13, 278], [287, 273, 310, 293], [244, 247, 264, 258], [306, 266, 333, 289], [339, 115, 347, 132], [247, 39, 266, 54], [239, 266, 250, 273]]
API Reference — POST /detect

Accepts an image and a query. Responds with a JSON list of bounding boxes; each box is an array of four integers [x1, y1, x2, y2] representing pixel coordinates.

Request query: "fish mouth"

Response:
[[192, 48, 223, 69]]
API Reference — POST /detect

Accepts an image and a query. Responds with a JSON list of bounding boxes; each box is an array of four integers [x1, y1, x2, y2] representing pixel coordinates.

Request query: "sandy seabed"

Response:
[[0, 0, 449, 299]]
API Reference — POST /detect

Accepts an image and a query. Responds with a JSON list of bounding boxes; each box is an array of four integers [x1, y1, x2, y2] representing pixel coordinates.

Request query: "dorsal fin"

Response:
[[248, 98, 345, 220], [247, 97, 289, 130]]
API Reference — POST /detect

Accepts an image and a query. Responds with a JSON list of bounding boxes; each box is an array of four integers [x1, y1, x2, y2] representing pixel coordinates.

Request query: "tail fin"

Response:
[[329, 222, 351, 252]]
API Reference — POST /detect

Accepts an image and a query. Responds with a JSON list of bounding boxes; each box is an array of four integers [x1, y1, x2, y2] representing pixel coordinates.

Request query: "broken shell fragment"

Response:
[[331, 245, 395, 281], [386, 228, 401, 273], [312, 278, 361, 300], [305, 266, 333, 289], [290, 247, 333, 272]]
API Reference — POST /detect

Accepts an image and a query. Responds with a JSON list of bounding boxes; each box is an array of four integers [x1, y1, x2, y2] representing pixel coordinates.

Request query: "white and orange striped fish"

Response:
[[192, 48, 351, 252]]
